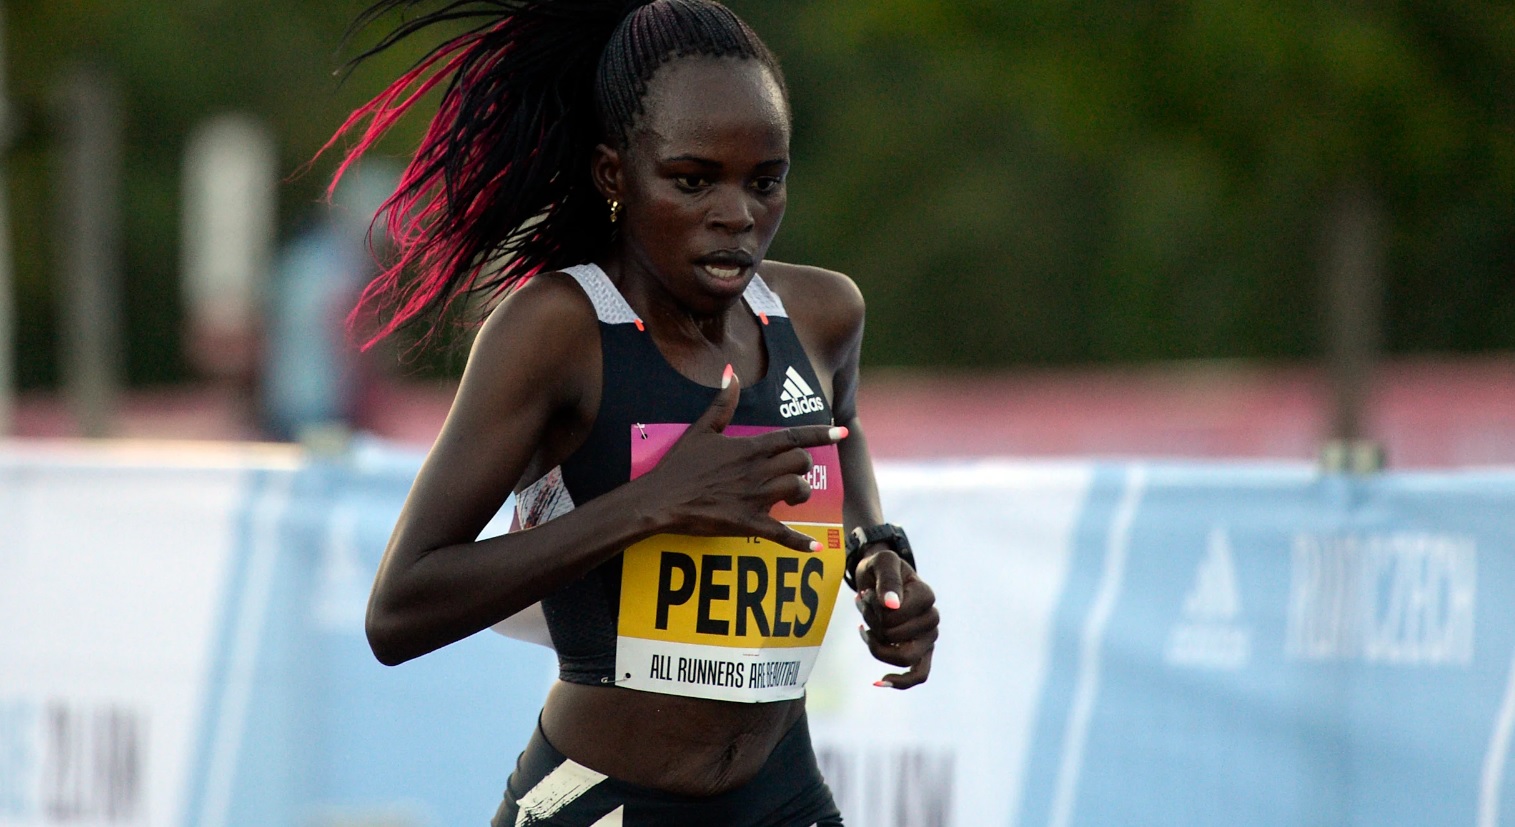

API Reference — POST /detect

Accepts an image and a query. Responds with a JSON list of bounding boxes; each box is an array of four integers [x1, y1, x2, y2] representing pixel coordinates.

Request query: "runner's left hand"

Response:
[[853, 550, 938, 689]]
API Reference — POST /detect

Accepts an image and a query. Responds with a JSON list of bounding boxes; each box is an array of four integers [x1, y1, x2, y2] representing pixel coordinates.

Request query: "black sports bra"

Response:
[[511, 263, 846, 703]]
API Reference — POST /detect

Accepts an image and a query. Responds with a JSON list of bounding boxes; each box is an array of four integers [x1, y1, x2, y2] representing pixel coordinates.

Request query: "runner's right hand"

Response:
[[639, 365, 846, 553]]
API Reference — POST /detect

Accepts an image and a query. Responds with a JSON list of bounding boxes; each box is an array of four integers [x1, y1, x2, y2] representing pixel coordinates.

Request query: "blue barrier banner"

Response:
[[0, 443, 302, 827], [297, 442, 556, 827], [1016, 464, 1515, 827], [5, 440, 1515, 827]]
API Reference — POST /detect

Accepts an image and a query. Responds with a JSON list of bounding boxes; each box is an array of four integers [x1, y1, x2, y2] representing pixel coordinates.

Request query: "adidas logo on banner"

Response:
[[1164, 524, 1250, 669], [779, 366, 825, 418]]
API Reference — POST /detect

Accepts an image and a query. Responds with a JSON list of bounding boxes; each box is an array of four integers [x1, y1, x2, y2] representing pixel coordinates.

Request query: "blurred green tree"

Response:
[[736, 0, 1515, 367], [7, 0, 1513, 385], [8, 0, 431, 388]]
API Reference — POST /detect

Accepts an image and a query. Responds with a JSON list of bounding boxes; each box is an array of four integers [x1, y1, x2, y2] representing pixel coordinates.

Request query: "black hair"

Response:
[[323, 0, 786, 347]]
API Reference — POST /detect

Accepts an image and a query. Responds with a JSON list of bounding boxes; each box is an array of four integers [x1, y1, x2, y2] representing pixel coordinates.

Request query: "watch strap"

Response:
[[844, 523, 916, 590]]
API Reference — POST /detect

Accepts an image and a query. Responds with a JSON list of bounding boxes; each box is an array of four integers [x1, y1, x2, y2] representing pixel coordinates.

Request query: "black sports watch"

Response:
[[844, 523, 916, 591]]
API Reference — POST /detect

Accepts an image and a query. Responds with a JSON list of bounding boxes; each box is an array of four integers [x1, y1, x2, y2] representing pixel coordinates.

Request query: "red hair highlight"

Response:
[[320, 32, 494, 349], [317, 0, 779, 351]]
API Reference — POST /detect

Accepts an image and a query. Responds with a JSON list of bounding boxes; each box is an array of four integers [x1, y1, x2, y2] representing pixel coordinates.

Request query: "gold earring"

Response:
[[608, 199, 622, 224]]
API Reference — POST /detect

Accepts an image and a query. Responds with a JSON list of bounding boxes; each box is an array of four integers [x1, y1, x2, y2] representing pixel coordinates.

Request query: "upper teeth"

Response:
[[706, 264, 741, 278]]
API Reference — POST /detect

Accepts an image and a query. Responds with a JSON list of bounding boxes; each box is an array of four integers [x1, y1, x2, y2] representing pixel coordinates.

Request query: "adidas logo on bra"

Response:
[[779, 366, 826, 418]]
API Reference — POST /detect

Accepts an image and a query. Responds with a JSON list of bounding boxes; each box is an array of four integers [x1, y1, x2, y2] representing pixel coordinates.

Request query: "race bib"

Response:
[[615, 423, 845, 702]]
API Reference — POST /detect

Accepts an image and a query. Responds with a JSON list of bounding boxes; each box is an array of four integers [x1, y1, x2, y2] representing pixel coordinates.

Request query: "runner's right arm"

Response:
[[366, 275, 840, 666]]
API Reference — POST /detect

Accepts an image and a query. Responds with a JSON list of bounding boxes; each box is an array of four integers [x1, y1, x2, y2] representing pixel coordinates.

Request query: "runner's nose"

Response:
[[708, 185, 756, 234]]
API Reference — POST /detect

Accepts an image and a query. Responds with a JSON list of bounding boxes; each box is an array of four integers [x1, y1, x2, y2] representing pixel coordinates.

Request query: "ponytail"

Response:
[[324, 0, 782, 350]]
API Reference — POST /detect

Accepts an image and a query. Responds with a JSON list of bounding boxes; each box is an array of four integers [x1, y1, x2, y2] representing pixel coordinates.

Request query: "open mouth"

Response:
[[702, 263, 746, 280], [696, 250, 755, 282]]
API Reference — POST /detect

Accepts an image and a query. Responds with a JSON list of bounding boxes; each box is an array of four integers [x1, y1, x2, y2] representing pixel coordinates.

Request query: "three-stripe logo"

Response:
[[779, 366, 825, 418]]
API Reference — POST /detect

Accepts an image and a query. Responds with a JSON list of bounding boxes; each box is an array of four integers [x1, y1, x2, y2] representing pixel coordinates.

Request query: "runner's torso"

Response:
[[521, 263, 846, 794]]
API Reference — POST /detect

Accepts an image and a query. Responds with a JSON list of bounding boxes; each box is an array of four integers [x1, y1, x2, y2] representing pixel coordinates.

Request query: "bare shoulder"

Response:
[[469, 271, 596, 364], [757, 261, 865, 321], [459, 270, 599, 410], [756, 261, 865, 366], [387, 271, 601, 570]]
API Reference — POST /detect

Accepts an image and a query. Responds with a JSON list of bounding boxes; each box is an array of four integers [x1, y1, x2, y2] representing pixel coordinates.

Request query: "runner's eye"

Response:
[[751, 177, 784, 195]]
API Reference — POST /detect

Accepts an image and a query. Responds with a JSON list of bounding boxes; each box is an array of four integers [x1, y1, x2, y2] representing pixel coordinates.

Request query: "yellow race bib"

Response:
[[615, 424, 845, 702]]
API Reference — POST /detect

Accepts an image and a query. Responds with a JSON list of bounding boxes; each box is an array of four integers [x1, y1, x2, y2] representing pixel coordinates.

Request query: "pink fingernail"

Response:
[[809, 540, 822, 553], [883, 591, 901, 610], [721, 364, 734, 389], [873, 680, 894, 689], [858, 624, 869, 645], [828, 426, 849, 441]]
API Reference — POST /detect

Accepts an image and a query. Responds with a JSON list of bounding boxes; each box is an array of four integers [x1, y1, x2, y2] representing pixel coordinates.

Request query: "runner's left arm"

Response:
[[827, 278, 938, 691]]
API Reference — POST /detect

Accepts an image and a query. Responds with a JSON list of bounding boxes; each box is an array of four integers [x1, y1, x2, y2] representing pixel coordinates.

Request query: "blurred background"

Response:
[[5, 5, 1515, 827], [3, 0, 1514, 463]]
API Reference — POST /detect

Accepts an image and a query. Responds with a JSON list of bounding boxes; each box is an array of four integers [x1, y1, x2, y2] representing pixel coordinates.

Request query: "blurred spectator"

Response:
[[261, 163, 397, 442]]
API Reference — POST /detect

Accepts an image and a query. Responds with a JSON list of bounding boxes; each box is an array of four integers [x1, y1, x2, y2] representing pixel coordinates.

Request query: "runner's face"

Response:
[[611, 57, 790, 314]]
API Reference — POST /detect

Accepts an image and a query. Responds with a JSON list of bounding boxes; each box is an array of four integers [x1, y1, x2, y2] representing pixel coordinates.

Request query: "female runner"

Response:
[[331, 1, 939, 823]]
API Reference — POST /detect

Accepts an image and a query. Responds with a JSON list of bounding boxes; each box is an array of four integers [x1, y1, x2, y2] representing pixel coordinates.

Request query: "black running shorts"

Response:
[[491, 714, 844, 826]]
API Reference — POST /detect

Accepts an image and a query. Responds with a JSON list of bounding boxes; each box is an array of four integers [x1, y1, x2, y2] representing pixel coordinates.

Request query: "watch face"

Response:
[[848, 527, 868, 553]]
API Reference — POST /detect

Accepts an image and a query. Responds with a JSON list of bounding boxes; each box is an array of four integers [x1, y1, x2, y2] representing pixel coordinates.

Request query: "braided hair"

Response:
[[324, 0, 786, 348]]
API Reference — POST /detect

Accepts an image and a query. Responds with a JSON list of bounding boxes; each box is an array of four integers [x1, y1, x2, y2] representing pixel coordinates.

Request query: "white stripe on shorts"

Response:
[[587, 806, 624, 826], [515, 760, 609, 826]]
